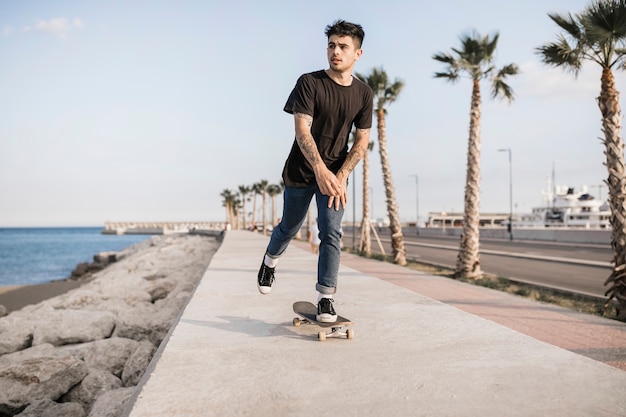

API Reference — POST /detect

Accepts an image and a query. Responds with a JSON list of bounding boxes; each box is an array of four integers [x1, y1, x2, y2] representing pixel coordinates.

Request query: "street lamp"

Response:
[[591, 184, 606, 201], [498, 148, 513, 241], [409, 174, 419, 235]]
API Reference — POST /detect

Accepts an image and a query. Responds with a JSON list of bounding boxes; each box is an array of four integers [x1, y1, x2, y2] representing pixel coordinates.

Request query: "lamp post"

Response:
[[498, 148, 513, 241], [409, 174, 419, 235], [591, 184, 606, 201]]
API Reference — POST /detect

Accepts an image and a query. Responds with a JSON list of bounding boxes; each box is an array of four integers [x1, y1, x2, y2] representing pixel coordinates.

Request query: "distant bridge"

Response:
[[102, 221, 225, 235]]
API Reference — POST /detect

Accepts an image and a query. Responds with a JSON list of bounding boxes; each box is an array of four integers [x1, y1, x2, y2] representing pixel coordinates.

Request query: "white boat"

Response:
[[516, 181, 611, 229]]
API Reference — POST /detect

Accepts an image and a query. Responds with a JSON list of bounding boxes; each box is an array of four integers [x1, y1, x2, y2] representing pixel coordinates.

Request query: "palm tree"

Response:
[[433, 31, 519, 279], [266, 183, 283, 227], [257, 179, 269, 235], [537, 0, 626, 319], [220, 189, 240, 228], [355, 67, 407, 265], [251, 182, 263, 230], [238, 185, 251, 230], [358, 132, 375, 255]]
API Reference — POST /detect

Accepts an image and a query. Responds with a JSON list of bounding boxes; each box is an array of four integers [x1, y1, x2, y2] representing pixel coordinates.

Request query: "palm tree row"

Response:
[[221, 180, 284, 234]]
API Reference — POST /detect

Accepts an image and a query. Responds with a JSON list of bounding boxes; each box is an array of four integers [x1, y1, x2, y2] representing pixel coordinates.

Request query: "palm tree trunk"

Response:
[[262, 192, 267, 236], [271, 195, 277, 227], [231, 206, 238, 229], [225, 204, 231, 226], [599, 68, 626, 319], [376, 107, 406, 265], [241, 193, 247, 230], [360, 150, 372, 255], [456, 79, 483, 279], [251, 193, 258, 229]]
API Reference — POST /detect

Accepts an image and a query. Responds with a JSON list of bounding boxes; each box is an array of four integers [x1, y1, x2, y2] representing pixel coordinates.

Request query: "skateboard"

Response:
[[292, 301, 354, 341]]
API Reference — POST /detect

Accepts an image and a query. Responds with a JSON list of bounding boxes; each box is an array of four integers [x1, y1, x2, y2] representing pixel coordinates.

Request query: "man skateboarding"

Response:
[[257, 19, 373, 323]]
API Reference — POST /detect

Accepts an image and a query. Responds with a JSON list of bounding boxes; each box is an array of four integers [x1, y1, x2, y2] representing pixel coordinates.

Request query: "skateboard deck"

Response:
[[292, 301, 354, 341]]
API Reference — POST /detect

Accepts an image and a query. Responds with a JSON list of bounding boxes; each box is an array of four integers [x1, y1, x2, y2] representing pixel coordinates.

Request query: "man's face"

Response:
[[327, 35, 362, 72]]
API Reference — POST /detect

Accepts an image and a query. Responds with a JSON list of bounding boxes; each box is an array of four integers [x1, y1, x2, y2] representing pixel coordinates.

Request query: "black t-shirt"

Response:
[[282, 70, 373, 187]]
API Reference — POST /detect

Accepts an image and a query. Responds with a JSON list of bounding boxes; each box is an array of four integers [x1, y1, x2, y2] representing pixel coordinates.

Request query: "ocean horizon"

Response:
[[0, 227, 151, 287]]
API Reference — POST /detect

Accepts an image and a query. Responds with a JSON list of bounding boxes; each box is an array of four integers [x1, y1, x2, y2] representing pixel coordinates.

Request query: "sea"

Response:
[[0, 227, 151, 287]]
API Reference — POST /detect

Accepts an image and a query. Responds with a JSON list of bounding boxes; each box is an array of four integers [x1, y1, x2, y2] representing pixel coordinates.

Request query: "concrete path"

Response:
[[320, 240, 626, 372], [124, 230, 626, 417]]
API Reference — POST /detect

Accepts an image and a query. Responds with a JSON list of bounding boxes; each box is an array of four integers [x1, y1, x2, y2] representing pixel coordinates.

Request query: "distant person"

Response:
[[309, 219, 321, 254], [256, 19, 373, 323]]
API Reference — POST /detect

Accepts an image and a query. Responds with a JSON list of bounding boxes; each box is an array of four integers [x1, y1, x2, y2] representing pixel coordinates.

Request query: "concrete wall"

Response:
[[413, 226, 611, 245]]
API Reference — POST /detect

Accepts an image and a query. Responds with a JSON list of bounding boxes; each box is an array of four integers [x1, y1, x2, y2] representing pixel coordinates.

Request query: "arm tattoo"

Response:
[[296, 132, 320, 165], [339, 128, 370, 176], [295, 112, 313, 127], [294, 113, 320, 165]]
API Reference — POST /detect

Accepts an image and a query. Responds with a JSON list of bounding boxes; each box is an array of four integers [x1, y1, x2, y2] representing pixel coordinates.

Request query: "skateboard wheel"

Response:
[[318, 331, 326, 341], [346, 329, 355, 340], [293, 318, 301, 327]]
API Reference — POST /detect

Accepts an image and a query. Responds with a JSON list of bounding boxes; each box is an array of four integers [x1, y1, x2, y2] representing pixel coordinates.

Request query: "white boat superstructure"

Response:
[[517, 181, 610, 229]]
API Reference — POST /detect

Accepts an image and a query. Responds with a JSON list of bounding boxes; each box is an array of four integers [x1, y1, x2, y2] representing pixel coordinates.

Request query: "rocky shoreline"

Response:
[[0, 233, 221, 417]]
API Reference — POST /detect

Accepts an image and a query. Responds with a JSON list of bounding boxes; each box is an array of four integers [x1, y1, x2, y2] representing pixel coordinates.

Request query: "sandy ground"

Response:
[[0, 279, 87, 313]]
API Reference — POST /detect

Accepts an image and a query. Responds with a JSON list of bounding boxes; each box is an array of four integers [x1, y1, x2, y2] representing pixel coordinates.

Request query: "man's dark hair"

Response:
[[324, 20, 364, 49]]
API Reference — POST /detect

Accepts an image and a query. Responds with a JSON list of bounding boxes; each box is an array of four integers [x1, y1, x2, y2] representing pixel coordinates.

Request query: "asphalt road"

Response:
[[341, 228, 613, 299]]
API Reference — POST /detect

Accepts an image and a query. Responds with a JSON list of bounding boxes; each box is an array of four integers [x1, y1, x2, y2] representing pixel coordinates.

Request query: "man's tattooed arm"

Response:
[[338, 127, 370, 179], [293, 112, 343, 200], [294, 113, 322, 167]]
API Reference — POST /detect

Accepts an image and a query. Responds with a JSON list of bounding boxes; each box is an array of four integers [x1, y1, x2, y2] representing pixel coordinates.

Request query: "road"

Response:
[[341, 227, 613, 299]]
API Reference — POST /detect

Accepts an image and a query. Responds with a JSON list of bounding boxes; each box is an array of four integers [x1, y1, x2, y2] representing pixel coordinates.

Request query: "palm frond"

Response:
[[489, 63, 519, 103], [498, 63, 520, 77], [549, 12, 582, 40], [358, 67, 404, 109], [432, 52, 456, 65], [537, 36, 583, 74], [491, 79, 514, 102], [433, 29, 518, 100], [580, 0, 626, 67], [434, 70, 459, 81], [582, 0, 626, 41], [541, 0, 626, 70]]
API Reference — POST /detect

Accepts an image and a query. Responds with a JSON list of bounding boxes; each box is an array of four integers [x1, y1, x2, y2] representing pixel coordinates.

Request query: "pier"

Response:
[[102, 221, 224, 235]]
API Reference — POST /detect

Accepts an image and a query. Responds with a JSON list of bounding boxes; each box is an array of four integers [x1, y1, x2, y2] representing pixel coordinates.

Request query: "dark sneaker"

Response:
[[316, 298, 337, 323], [257, 262, 275, 294]]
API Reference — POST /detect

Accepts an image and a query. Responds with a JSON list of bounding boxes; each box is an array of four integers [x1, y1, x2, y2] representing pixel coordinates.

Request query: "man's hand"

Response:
[[314, 167, 347, 210], [293, 112, 351, 211]]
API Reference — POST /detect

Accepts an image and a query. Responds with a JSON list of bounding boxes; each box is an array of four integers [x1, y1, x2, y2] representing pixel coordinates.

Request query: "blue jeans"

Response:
[[265, 185, 344, 295]]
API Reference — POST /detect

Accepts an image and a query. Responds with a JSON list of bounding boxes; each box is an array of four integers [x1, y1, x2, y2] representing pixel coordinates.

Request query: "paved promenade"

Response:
[[123, 230, 626, 417]]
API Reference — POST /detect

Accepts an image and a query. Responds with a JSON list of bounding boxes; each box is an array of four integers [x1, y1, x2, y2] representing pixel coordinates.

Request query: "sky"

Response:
[[0, 0, 621, 227]]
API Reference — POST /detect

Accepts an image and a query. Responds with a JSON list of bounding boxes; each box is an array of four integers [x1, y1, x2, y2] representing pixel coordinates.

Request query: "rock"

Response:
[[0, 304, 8, 318], [32, 310, 115, 346], [87, 387, 136, 417], [61, 369, 122, 413], [146, 279, 175, 302], [112, 304, 173, 345], [93, 252, 117, 264], [121, 341, 156, 386], [71, 263, 91, 278], [0, 318, 33, 355], [0, 356, 88, 416], [0, 234, 219, 416], [0, 343, 56, 368], [55, 338, 139, 377], [48, 289, 108, 311], [15, 398, 85, 417]]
